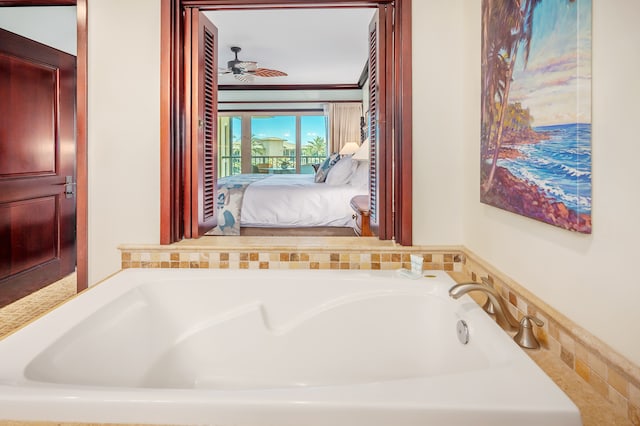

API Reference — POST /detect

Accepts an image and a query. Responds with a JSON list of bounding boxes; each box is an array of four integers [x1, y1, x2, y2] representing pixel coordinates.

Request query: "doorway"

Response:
[[0, 1, 88, 299], [160, 0, 412, 246]]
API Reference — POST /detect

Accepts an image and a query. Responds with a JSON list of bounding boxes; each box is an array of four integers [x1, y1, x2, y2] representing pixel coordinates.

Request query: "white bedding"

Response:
[[240, 174, 363, 227]]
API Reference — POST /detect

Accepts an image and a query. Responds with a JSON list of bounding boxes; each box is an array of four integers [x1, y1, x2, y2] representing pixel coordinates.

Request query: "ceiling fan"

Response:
[[219, 46, 288, 83]]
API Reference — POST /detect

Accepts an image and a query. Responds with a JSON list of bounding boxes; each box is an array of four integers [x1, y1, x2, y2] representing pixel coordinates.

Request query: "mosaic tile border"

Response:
[[462, 251, 640, 425], [121, 249, 464, 273]]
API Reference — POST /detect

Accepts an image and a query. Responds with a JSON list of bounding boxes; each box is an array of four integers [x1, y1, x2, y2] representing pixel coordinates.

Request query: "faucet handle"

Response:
[[479, 277, 496, 315], [514, 315, 544, 349], [480, 276, 492, 286]]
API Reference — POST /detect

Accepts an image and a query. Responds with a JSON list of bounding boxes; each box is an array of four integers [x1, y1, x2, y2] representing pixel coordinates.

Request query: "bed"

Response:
[[207, 154, 369, 236]]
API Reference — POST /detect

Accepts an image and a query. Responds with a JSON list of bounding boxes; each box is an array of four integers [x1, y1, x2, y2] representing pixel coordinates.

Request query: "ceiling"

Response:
[[205, 8, 376, 86]]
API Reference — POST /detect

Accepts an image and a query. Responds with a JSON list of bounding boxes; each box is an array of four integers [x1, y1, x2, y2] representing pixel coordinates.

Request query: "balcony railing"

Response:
[[219, 155, 327, 177]]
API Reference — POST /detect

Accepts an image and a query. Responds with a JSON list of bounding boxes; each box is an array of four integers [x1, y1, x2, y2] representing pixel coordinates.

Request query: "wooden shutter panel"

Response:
[[368, 17, 378, 225], [368, 7, 393, 239], [202, 27, 216, 226], [188, 10, 218, 237]]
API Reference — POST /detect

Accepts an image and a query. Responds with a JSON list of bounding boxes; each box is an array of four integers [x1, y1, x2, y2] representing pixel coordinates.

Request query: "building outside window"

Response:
[[218, 112, 328, 177]]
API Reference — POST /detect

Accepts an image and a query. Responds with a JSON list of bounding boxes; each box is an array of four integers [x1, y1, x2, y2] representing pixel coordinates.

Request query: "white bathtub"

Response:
[[0, 268, 581, 425]]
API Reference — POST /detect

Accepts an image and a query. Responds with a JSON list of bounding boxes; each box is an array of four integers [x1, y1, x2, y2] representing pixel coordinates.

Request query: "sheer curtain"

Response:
[[326, 102, 363, 154]]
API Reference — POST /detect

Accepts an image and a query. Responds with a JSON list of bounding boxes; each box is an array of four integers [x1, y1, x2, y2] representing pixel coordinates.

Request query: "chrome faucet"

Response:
[[448, 282, 520, 331]]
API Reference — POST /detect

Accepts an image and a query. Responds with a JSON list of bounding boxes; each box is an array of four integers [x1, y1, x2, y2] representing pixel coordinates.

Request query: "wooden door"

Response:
[[0, 29, 76, 307], [183, 9, 218, 238]]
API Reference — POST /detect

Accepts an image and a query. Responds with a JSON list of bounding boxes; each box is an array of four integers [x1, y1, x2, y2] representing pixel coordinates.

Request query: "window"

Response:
[[218, 112, 327, 177], [251, 115, 295, 174], [301, 115, 328, 172], [218, 115, 241, 176]]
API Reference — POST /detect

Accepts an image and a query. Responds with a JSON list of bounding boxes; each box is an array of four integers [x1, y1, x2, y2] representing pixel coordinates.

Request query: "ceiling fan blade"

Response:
[[234, 73, 255, 83], [218, 67, 232, 75], [254, 68, 288, 77]]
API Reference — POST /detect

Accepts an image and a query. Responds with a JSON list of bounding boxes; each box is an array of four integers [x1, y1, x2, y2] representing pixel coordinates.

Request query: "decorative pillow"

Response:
[[325, 155, 358, 186], [349, 161, 369, 190], [314, 153, 341, 183]]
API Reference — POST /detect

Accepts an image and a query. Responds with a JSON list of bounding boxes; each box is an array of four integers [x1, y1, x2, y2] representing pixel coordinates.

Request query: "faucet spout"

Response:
[[449, 283, 520, 331]]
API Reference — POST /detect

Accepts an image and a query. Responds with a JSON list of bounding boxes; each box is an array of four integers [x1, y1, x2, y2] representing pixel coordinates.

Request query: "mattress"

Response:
[[240, 174, 363, 227]]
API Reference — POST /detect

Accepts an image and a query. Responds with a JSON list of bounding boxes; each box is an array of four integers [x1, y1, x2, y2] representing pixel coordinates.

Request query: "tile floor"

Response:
[[0, 273, 77, 339]]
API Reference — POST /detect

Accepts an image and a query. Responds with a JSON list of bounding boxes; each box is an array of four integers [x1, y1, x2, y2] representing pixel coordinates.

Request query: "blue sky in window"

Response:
[[239, 115, 327, 145]]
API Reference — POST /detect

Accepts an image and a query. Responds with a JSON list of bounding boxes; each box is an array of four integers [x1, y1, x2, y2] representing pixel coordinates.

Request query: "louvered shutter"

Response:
[[368, 17, 378, 225], [190, 10, 218, 237], [368, 7, 392, 239]]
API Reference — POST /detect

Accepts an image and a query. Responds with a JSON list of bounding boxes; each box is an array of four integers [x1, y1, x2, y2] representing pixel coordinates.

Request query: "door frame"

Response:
[[0, 0, 88, 291], [160, 0, 412, 245]]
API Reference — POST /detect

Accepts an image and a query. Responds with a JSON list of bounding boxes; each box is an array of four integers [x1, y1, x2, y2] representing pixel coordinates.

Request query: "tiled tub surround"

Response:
[[120, 237, 464, 272], [462, 250, 640, 425], [120, 239, 640, 425], [121, 248, 463, 272]]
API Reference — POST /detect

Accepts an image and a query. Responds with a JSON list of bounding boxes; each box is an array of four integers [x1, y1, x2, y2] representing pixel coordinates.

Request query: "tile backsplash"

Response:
[[120, 242, 640, 425], [121, 248, 464, 272]]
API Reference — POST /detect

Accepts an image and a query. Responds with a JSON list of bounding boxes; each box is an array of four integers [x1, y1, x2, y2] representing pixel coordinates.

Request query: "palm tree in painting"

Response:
[[481, 0, 509, 158], [481, 0, 542, 193]]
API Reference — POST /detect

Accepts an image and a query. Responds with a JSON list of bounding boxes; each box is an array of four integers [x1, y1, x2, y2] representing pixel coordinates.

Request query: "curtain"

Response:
[[327, 102, 363, 154]]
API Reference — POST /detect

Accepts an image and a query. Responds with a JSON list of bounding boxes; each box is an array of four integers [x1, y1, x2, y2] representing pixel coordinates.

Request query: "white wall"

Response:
[[0, 6, 76, 55], [460, 1, 640, 366], [412, 1, 465, 245], [88, 0, 160, 284]]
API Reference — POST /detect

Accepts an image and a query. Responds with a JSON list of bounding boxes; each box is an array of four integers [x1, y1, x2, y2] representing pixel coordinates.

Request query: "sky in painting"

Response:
[[510, 0, 592, 127]]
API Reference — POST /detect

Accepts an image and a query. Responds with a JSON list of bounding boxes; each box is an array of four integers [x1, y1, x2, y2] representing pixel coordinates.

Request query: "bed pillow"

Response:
[[349, 161, 370, 190], [314, 153, 341, 183], [325, 155, 357, 186]]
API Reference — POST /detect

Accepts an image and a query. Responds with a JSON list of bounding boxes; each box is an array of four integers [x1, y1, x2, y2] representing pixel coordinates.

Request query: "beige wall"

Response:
[[412, 1, 465, 245], [459, 0, 640, 366], [88, 0, 160, 283], [87, 0, 640, 367]]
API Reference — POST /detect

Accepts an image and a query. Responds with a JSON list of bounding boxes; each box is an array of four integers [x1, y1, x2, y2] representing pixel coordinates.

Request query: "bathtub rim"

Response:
[[0, 268, 581, 425]]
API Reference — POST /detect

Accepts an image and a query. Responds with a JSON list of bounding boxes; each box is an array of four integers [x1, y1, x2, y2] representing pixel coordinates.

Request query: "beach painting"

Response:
[[480, 0, 592, 233]]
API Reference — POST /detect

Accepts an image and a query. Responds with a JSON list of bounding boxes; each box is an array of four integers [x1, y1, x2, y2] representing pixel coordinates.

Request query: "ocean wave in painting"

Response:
[[496, 123, 592, 214]]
